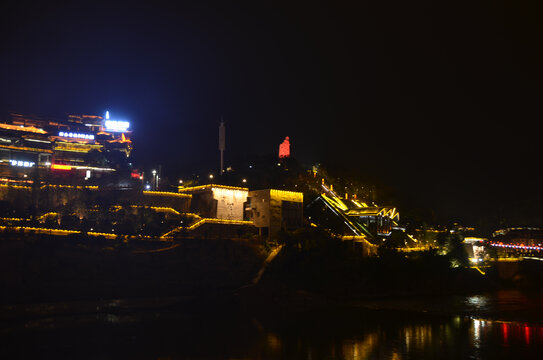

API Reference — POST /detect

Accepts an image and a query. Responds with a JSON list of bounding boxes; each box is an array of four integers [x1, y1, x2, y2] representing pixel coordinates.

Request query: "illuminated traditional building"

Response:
[[247, 189, 304, 240], [178, 184, 249, 221], [463, 237, 488, 263], [176, 185, 304, 239], [0, 111, 133, 183]]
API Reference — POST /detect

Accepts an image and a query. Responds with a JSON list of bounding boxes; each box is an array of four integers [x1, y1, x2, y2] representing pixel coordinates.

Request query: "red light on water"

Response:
[[524, 325, 530, 344], [502, 323, 509, 343]]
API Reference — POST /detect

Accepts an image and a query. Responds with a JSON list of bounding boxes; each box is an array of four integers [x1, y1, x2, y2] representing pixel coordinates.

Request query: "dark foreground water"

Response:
[[2, 290, 543, 359]]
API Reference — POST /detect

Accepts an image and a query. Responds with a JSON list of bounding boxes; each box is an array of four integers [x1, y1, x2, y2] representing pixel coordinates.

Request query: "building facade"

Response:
[[0, 112, 132, 184], [178, 184, 249, 221], [247, 189, 303, 240]]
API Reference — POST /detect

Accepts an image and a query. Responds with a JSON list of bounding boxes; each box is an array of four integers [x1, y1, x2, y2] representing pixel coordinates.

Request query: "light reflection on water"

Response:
[[466, 295, 488, 310], [308, 316, 543, 360], [2, 291, 543, 359], [368, 318, 541, 359], [249, 303, 543, 360]]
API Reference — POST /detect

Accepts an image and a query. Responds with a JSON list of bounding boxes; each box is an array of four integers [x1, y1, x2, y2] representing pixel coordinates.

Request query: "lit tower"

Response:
[[279, 136, 290, 158], [219, 119, 225, 175]]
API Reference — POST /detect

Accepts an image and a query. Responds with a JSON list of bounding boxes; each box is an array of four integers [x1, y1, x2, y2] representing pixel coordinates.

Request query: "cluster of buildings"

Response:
[[0, 111, 307, 241], [0, 111, 134, 184], [176, 184, 304, 240], [5, 109, 543, 265], [0, 110, 421, 247], [2, 110, 487, 251]]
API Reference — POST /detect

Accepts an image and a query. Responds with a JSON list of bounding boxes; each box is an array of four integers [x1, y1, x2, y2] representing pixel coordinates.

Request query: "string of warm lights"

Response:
[[178, 184, 249, 192], [490, 243, 543, 251], [269, 189, 303, 202], [161, 217, 254, 238], [0, 225, 158, 240], [143, 190, 192, 198]]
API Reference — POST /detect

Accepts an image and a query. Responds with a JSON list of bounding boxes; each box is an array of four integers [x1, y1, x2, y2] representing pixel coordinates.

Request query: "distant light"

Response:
[[152, 169, 157, 175], [145, 184, 151, 190], [106, 110, 110, 120], [179, 179, 183, 184], [242, 178, 247, 183], [209, 174, 214, 179]]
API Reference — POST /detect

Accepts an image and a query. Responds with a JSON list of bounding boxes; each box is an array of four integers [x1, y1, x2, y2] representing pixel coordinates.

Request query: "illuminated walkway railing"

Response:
[[161, 216, 254, 239], [110, 205, 182, 216], [143, 190, 191, 198], [0, 225, 119, 239]]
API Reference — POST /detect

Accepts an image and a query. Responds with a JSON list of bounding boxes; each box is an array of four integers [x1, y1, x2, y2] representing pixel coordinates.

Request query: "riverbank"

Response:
[[2, 230, 542, 313], [238, 239, 503, 311], [0, 234, 267, 305]]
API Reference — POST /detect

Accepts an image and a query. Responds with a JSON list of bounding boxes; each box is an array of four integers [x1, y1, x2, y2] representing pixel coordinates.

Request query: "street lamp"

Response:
[[152, 170, 158, 190]]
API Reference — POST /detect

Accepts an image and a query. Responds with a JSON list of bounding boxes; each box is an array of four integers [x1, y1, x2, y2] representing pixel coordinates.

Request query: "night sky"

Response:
[[1, 1, 541, 224]]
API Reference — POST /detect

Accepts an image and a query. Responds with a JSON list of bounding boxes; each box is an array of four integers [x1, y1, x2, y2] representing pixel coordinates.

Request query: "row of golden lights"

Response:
[[1, 181, 304, 201], [0, 183, 190, 198], [0, 215, 254, 240]]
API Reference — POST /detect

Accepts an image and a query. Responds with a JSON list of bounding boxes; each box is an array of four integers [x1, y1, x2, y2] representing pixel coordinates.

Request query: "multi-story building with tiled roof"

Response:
[[0, 111, 133, 184]]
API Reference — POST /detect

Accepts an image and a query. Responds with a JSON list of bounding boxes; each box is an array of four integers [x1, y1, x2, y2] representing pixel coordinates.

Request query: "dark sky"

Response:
[[1, 0, 541, 223]]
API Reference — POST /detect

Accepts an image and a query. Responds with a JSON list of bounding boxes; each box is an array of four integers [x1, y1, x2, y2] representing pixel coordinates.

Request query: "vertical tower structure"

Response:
[[218, 120, 225, 175], [279, 136, 290, 158]]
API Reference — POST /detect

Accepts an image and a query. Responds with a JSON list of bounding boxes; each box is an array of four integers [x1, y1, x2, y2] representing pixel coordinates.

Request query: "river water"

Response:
[[2, 290, 543, 359]]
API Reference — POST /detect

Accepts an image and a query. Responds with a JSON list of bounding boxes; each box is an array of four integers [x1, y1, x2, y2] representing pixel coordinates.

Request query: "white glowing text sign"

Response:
[[10, 160, 35, 167], [59, 132, 95, 140], [104, 120, 129, 132]]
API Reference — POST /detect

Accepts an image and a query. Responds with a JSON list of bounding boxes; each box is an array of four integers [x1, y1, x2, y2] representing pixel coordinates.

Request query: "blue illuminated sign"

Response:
[[59, 132, 94, 140]]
